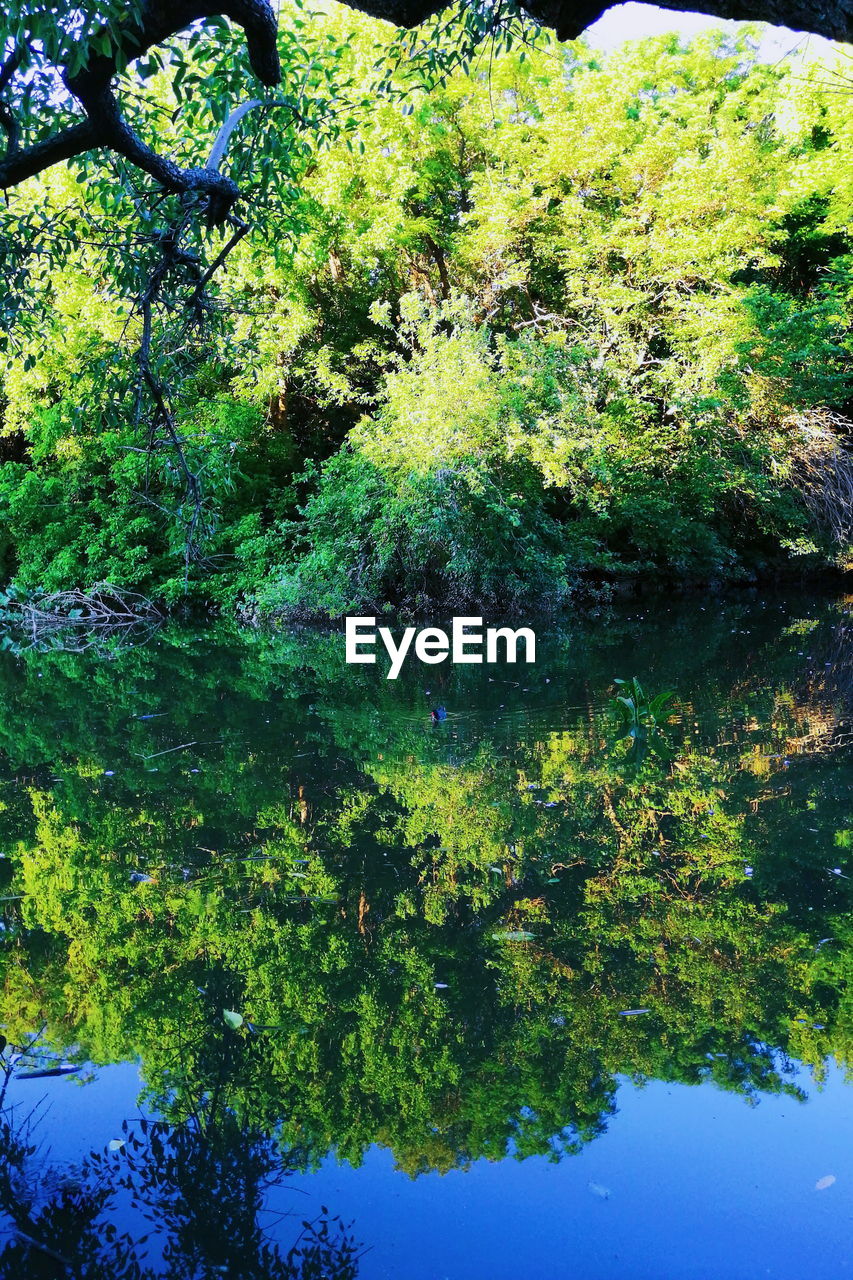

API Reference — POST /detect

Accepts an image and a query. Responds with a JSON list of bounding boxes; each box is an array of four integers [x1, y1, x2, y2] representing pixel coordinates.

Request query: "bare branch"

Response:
[[206, 98, 264, 171], [188, 215, 251, 313]]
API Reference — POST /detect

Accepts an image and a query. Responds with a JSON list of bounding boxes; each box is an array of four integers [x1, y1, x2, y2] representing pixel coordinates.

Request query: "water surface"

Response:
[[0, 591, 851, 1277]]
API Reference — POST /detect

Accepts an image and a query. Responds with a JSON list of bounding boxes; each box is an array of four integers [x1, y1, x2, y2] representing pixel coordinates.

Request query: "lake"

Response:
[[0, 589, 850, 1278]]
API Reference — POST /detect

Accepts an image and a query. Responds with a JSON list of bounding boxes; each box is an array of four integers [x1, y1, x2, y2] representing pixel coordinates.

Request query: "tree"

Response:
[[0, 2, 281, 221], [1, 0, 851, 227], [0, 29, 849, 605]]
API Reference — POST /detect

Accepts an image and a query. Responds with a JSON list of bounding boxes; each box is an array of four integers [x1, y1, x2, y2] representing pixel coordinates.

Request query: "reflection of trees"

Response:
[[0, 596, 849, 1187], [0, 1056, 360, 1280], [774, 605, 853, 755]]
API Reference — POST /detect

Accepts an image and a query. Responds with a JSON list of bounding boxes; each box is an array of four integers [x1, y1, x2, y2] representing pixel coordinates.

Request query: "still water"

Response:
[[0, 591, 850, 1278]]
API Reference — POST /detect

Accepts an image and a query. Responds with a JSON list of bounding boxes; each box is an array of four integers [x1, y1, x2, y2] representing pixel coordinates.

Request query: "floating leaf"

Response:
[[491, 930, 536, 942], [108, 1138, 125, 1152], [222, 1009, 244, 1030], [815, 1175, 836, 1191], [619, 1008, 650, 1017]]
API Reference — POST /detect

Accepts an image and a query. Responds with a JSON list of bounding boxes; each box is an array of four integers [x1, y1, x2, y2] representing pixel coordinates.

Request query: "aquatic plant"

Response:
[[610, 677, 676, 746]]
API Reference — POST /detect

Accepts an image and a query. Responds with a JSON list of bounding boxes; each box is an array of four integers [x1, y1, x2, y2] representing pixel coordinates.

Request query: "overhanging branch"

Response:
[[0, 120, 99, 185], [338, 0, 853, 41], [0, 0, 281, 222]]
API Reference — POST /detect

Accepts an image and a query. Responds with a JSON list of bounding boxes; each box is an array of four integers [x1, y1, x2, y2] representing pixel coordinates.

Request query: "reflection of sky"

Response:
[[10, 1060, 853, 1278], [4, 1060, 144, 1163], [586, 0, 838, 62], [292, 1065, 853, 1279]]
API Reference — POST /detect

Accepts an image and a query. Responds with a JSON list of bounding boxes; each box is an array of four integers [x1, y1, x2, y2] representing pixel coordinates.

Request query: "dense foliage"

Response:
[[1, 18, 852, 614]]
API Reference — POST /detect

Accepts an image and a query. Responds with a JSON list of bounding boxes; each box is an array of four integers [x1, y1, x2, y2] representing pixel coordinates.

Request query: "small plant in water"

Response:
[[610, 677, 676, 760]]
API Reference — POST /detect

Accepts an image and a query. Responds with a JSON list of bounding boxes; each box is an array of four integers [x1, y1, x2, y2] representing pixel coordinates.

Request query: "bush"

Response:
[[257, 299, 820, 618], [0, 394, 291, 606]]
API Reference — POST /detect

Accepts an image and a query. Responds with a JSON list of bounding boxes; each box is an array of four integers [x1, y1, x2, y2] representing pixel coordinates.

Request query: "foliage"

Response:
[[609, 676, 676, 761], [0, 29, 852, 610], [263, 303, 595, 615], [0, 1073, 361, 1278]]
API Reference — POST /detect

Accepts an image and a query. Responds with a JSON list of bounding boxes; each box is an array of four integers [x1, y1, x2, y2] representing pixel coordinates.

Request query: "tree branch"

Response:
[[0, 103, 20, 156], [0, 1, 281, 220], [0, 120, 99, 185], [649, 0, 853, 42], [336, 0, 446, 25], [334, 0, 853, 39], [0, 45, 23, 97], [0, 45, 25, 156], [73, 78, 243, 222]]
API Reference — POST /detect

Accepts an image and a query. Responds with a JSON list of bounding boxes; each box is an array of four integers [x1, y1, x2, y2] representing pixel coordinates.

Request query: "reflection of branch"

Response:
[[601, 788, 629, 843], [0, 1076, 363, 1279], [0, 1024, 48, 1110], [11, 1230, 72, 1269]]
